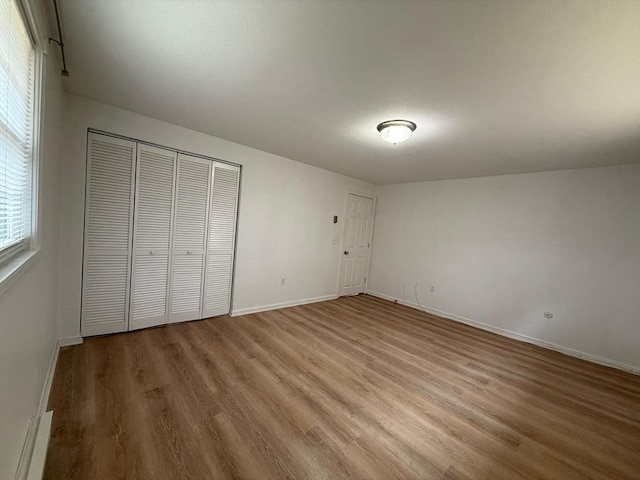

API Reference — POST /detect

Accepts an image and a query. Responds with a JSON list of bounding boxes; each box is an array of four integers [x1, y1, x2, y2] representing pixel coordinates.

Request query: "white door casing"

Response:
[[338, 193, 375, 296], [81, 133, 136, 336], [168, 153, 212, 323], [129, 144, 177, 330]]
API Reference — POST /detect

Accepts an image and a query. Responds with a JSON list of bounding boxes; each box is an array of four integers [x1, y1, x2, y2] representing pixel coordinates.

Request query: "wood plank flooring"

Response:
[[44, 294, 640, 480]]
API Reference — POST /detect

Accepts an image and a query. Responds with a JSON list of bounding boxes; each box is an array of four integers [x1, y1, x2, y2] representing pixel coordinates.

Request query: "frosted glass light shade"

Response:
[[377, 120, 417, 144]]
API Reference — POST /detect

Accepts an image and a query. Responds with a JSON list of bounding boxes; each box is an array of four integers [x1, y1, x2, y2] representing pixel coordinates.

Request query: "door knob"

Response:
[[344, 251, 349, 255]]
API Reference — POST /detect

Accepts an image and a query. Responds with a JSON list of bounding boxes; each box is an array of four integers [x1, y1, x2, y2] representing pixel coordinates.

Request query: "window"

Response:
[[0, 0, 36, 264]]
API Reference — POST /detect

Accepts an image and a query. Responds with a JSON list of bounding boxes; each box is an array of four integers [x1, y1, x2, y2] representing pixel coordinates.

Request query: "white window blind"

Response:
[[0, 0, 35, 263]]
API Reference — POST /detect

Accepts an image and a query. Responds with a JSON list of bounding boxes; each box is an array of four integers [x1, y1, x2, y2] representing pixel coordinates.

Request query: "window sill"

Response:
[[0, 249, 41, 298]]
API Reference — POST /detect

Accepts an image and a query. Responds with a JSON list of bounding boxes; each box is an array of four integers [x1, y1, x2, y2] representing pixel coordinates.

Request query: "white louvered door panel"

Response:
[[168, 154, 212, 323], [203, 163, 240, 317], [82, 133, 136, 336], [129, 144, 176, 330]]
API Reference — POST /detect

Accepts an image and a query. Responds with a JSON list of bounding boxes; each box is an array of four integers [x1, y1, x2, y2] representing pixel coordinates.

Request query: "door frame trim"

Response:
[[336, 189, 377, 297]]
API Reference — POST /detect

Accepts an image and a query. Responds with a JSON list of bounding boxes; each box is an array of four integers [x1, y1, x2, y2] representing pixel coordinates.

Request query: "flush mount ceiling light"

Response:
[[377, 120, 417, 144]]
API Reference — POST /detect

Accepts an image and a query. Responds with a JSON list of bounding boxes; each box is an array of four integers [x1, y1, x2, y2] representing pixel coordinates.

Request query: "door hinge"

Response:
[[364, 276, 367, 283], [368, 242, 370, 248]]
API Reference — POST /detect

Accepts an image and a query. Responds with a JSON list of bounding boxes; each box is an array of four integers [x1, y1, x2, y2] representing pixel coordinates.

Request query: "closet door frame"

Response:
[[81, 132, 137, 336]]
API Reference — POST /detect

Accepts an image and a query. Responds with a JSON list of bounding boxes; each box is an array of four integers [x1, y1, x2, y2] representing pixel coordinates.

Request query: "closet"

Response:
[[81, 132, 240, 336]]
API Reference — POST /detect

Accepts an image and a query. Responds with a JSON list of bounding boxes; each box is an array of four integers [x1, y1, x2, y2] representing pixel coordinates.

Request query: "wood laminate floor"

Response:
[[44, 295, 640, 480]]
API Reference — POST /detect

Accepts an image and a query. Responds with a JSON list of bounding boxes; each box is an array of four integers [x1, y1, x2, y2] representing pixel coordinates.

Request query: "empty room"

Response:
[[1, 0, 639, 479]]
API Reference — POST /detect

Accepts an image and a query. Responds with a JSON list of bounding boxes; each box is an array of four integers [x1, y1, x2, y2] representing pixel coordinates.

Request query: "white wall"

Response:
[[0, 33, 64, 480], [369, 164, 640, 372], [57, 94, 374, 338]]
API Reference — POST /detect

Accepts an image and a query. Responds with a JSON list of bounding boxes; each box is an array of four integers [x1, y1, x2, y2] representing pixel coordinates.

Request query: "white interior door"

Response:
[[338, 193, 374, 296], [168, 154, 211, 323], [129, 144, 176, 330], [203, 163, 240, 318], [81, 133, 136, 336]]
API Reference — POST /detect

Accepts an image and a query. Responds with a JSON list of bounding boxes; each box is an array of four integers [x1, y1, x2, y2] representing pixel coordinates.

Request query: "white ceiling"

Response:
[[57, 0, 640, 185]]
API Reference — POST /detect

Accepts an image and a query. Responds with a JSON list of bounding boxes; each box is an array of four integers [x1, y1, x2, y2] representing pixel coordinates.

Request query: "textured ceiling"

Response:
[[57, 0, 640, 185]]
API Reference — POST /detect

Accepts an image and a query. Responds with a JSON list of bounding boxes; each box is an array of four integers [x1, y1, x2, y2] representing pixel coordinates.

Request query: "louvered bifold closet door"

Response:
[[129, 144, 177, 330], [168, 154, 212, 323], [81, 133, 136, 336], [203, 163, 240, 317]]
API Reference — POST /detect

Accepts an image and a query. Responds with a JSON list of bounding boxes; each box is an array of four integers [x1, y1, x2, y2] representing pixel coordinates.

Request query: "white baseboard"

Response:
[[25, 411, 53, 480], [38, 338, 81, 414], [13, 417, 39, 480], [15, 335, 82, 480], [367, 291, 640, 375], [231, 294, 338, 317], [57, 336, 83, 347], [37, 343, 59, 416]]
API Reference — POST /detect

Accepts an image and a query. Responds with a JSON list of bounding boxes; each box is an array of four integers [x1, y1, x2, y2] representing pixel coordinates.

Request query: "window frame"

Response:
[[0, 0, 46, 295]]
